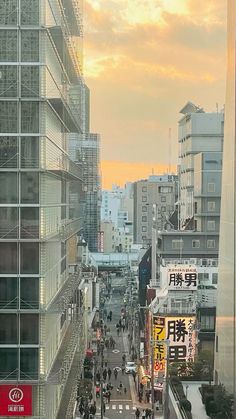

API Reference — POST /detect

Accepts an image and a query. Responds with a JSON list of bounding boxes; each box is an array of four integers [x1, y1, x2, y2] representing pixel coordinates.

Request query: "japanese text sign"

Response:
[[166, 317, 196, 362], [167, 265, 198, 291], [153, 316, 166, 374], [0, 385, 32, 416]]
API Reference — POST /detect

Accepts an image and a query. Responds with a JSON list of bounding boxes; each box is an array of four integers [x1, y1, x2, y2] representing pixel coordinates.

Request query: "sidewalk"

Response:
[[181, 382, 210, 419]]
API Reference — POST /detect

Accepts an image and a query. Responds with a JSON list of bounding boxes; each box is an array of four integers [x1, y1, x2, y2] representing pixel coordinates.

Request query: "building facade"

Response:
[[133, 175, 178, 245], [215, 0, 236, 398], [179, 102, 224, 227], [0, 1, 86, 418]]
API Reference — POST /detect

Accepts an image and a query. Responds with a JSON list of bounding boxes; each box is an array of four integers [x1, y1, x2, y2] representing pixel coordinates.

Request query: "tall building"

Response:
[[215, 0, 236, 398], [0, 2, 86, 418], [133, 175, 178, 245], [179, 102, 224, 227]]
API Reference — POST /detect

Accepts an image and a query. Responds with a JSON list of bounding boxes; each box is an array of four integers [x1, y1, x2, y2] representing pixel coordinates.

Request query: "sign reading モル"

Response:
[[166, 317, 196, 362], [0, 385, 32, 416], [167, 265, 198, 291]]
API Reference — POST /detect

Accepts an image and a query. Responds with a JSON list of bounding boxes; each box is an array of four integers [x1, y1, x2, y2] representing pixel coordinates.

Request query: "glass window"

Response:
[[161, 196, 166, 202], [0, 278, 18, 309], [20, 314, 38, 344], [0, 65, 17, 97], [212, 273, 218, 284], [20, 348, 38, 380], [0, 172, 17, 203], [207, 239, 216, 248], [159, 186, 172, 193], [0, 348, 18, 380], [21, 207, 39, 238], [0, 30, 17, 61], [161, 206, 166, 212], [20, 278, 39, 309], [142, 186, 147, 192], [142, 216, 147, 222], [21, 0, 39, 25], [142, 196, 147, 202], [21, 66, 39, 97], [20, 242, 39, 274], [0, 101, 17, 132], [0, 137, 18, 168], [21, 101, 39, 132], [207, 221, 216, 231], [0, 314, 17, 343], [201, 315, 215, 330], [0, 207, 18, 239], [172, 240, 183, 250], [0, 243, 17, 274], [21, 136, 39, 168], [142, 226, 147, 232], [208, 201, 216, 212], [142, 206, 147, 212], [0, 1, 17, 25], [192, 240, 200, 248], [208, 183, 215, 193], [21, 172, 39, 203], [21, 30, 39, 62]]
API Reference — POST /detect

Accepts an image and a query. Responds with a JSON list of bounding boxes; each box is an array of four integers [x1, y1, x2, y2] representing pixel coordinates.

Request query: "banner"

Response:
[[0, 385, 32, 416], [167, 265, 198, 290], [166, 317, 196, 362], [153, 316, 166, 374]]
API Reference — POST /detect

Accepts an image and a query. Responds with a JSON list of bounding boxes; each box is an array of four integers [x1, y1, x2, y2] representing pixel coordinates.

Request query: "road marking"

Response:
[[125, 405, 129, 410], [112, 405, 116, 410], [119, 405, 123, 410], [133, 406, 136, 410], [112, 349, 120, 353]]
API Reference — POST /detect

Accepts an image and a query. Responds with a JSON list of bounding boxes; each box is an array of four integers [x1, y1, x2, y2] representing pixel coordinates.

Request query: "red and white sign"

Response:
[[0, 385, 32, 416]]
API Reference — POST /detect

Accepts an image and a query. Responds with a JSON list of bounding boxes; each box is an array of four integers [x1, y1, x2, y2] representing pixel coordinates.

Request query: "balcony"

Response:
[[47, 271, 82, 313]]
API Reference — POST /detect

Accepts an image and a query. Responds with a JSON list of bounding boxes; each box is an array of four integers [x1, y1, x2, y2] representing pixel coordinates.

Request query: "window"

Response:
[[20, 278, 39, 309], [159, 186, 172, 193], [0, 314, 17, 344], [207, 221, 215, 231], [172, 240, 183, 250], [207, 240, 216, 248], [0, 30, 17, 61], [142, 216, 147, 222], [208, 201, 216, 212], [0, 101, 18, 132], [21, 66, 39, 97], [0, 278, 17, 309], [194, 202, 197, 214], [0, 207, 18, 239], [142, 226, 147, 232], [20, 242, 39, 274], [200, 315, 215, 330], [0, 172, 18, 203], [21, 30, 39, 62], [142, 196, 147, 202], [199, 272, 209, 280], [0, 65, 17, 97], [142, 206, 147, 212], [161, 206, 166, 212], [161, 196, 166, 202], [20, 207, 39, 238], [212, 273, 218, 285], [21, 172, 39, 203], [142, 186, 147, 192], [0, 349, 18, 380], [21, 101, 39, 132], [192, 240, 200, 248], [0, 2, 17, 25], [208, 183, 215, 193], [20, 314, 38, 344], [21, 0, 39, 25], [0, 137, 18, 168], [20, 348, 38, 380], [0, 243, 17, 274]]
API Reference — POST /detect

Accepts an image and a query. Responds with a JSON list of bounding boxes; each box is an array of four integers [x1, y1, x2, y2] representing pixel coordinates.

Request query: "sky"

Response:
[[84, 0, 227, 189]]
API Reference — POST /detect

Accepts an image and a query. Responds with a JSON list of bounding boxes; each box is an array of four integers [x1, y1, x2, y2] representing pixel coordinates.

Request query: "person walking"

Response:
[[124, 387, 127, 395], [119, 381, 123, 391], [122, 354, 126, 363], [114, 368, 118, 380], [107, 390, 111, 403], [108, 368, 112, 380], [122, 366, 125, 375], [135, 408, 140, 419], [103, 369, 107, 381], [141, 410, 146, 419]]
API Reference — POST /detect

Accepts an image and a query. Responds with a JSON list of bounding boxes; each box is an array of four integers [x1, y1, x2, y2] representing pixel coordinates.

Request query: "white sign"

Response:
[[166, 316, 196, 362], [167, 265, 198, 291]]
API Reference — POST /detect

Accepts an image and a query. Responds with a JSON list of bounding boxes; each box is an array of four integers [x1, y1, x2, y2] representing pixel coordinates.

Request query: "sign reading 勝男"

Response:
[[0, 385, 32, 416], [167, 265, 198, 291]]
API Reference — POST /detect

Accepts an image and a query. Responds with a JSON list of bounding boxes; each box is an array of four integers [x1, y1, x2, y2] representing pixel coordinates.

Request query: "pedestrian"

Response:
[[119, 381, 123, 390], [109, 310, 112, 321], [79, 404, 84, 416], [96, 371, 101, 382], [146, 391, 150, 403], [124, 387, 127, 395], [132, 370, 136, 382], [104, 359, 108, 368], [122, 324, 125, 332], [107, 390, 111, 403], [122, 354, 126, 363], [103, 403, 106, 414], [108, 368, 112, 380], [138, 391, 142, 403], [135, 408, 140, 419], [122, 366, 125, 375], [103, 369, 107, 381], [114, 368, 118, 380], [117, 327, 120, 337]]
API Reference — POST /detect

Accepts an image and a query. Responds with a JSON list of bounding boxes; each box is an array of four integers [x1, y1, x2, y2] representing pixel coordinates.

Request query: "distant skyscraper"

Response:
[[215, 0, 236, 398], [0, 2, 85, 418]]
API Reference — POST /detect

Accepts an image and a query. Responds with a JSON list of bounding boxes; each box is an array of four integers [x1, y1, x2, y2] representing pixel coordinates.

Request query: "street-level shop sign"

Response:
[[167, 265, 198, 291], [0, 385, 32, 416], [153, 316, 166, 375]]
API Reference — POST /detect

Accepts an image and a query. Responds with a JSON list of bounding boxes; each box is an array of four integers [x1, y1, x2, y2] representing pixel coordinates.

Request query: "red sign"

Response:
[[0, 385, 32, 416]]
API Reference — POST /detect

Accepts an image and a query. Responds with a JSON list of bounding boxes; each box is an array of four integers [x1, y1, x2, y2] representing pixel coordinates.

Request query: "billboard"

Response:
[[167, 265, 198, 291], [153, 316, 166, 374], [0, 385, 32, 416], [166, 317, 196, 362]]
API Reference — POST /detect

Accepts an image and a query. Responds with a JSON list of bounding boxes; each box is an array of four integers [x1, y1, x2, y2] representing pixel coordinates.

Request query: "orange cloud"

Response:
[[101, 160, 177, 189]]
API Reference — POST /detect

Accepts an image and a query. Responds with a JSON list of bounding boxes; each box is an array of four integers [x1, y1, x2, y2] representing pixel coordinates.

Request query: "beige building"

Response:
[[133, 175, 177, 245]]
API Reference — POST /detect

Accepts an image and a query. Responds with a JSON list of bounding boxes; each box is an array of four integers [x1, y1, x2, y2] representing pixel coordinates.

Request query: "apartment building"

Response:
[[0, 1, 86, 418]]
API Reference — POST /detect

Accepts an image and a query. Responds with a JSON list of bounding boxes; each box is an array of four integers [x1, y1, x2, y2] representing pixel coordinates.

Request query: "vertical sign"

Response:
[[0, 385, 32, 416], [153, 316, 166, 375], [166, 317, 196, 362]]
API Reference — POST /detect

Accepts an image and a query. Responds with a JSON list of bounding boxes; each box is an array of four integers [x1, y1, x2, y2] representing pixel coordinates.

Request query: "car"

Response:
[[125, 361, 137, 374]]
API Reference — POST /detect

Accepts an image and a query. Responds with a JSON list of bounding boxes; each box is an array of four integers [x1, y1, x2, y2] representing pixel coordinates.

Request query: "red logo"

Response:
[[9, 388, 24, 403]]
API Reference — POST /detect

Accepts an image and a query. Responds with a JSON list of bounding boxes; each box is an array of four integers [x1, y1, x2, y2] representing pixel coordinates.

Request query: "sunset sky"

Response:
[[84, 0, 227, 189]]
